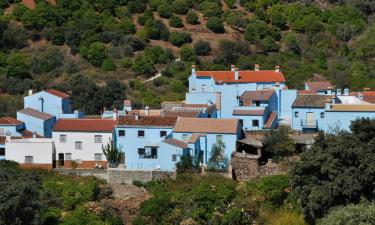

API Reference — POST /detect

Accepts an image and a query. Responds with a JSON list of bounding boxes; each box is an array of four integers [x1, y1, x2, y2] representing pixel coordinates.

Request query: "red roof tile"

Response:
[[0, 117, 23, 125], [163, 111, 201, 118], [305, 82, 334, 91], [233, 109, 264, 116], [54, 119, 116, 132], [195, 70, 285, 83], [350, 91, 375, 104], [263, 112, 277, 129], [163, 138, 188, 148], [45, 89, 70, 99], [240, 90, 275, 101], [173, 118, 239, 134], [117, 115, 177, 127], [18, 108, 54, 120], [298, 90, 317, 95]]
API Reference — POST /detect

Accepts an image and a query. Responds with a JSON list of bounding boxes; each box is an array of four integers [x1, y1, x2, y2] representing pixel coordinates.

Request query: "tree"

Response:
[[283, 33, 300, 55], [169, 15, 184, 28], [86, 42, 108, 67], [169, 31, 192, 46], [101, 59, 116, 72], [144, 19, 170, 40], [158, 3, 172, 18], [206, 17, 225, 33], [199, 1, 222, 18], [263, 126, 295, 161], [194, 40, 211, 56], [291, 118, 375, 224], [132, 55, 156, 75], [171, 0, 190, 15], [320, 203, 375, 225], [262, 36, 279, 52], [102, 139, 122, 168], [186, 10, 199, 24], [6, 52, 30, 79], [207, 140, 228, 171], [180, 45, 196, 62]]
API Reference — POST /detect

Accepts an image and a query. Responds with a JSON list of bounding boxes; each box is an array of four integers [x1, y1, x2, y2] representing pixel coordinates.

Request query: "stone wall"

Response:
[[56, 168, 108, 181]]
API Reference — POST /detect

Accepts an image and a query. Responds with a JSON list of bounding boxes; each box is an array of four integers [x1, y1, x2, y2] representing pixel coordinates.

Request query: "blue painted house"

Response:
[[17, 108, 56, 138], [304, 81, 336, 95]]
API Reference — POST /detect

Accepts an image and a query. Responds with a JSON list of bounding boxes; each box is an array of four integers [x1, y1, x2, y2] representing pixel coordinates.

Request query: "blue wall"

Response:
[[291, 107, 324, 131], [16, 112, 55, 138]]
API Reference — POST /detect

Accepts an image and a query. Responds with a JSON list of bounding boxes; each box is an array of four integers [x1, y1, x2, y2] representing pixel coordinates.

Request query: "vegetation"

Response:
[[207, 140, 228, 171], [320, 203, 375, 225], [263, 126, 295, 161], [102, 139, 122, 168]]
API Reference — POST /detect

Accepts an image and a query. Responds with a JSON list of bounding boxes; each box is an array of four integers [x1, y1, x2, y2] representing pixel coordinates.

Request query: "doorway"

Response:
[[58, 153, 64, 166], [306, 112, 314, 126]]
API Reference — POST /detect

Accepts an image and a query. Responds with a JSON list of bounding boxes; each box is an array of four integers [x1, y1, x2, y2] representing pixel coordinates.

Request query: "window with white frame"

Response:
[[94, 135, 103, 143], [160, 131, 167, 137], [25, 156, 33, 164], [75, 141, 82, 150], [60, 134, 67, 143], [94, 153, 103, 161], [76, 159, 82, 164], [216, 135, 223, 143], [65, 153, 72, 160], [138, 147, 158, 159], [0, 128, 4, 136], [182, 134, 189, 141]]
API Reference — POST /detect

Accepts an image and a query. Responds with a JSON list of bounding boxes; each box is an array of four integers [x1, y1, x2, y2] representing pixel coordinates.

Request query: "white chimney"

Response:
[[344, 88, 349, 96], [358, 93, 364, 101], [5, 131, 11, 142], [234, 68, 239, 80], [112, 108, 118, 120], [135, 114, 139, 120], [191, 65, 196, 74], [275, 65, 280, 72], [144, 106, 150, 116], [28, 90, 33, 96], [32, 131, 37, 139], [254, 64, 260, 71], [336, 89, 342, 95], [231, 64, 235, 71]]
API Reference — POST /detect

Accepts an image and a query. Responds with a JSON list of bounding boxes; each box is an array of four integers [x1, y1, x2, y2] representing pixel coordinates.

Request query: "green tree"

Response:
[[171, 0, 190, 15], [6, 52, 30, 79], [158, 3, 172, 18], [132, 55, 156, 75], [169, 31, 192, 46], [180, 45, 196, 62], [262, 36, 279, 52], [194, 40, 211, 56], [102, 139, 122, 168], [86, 42, 108, 67], [186, 10, 199, 24], [283, 33, 300, 55], [199, 1, 222, 18], [207, 140, 228, 171], [101, 59, 116, 72], [320, 203, 375, 225], [263, 126, 295, 161], [169, 15, 184, 28], [144, 19, 170, 40], [206, 17, 225, 33]]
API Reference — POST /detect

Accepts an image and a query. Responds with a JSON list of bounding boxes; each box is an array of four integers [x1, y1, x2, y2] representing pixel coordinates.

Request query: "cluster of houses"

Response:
[[1, 64, 375, 171]]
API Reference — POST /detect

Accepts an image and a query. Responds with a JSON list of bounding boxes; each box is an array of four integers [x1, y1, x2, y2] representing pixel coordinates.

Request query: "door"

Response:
[[306, 112, 314, 126], [58, 153, 64, 166]]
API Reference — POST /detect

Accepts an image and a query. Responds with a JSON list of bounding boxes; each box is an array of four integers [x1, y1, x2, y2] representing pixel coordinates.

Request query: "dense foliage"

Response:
[[0, 0, 375, 115], [0, 161, 122, 225], [291, 118, 375, 224], [263, 126, 295, 161], [319, 203, 375, 225]]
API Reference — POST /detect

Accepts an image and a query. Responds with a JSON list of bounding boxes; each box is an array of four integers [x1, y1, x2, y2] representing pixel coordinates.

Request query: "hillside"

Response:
[[1, 0, 375, 115]]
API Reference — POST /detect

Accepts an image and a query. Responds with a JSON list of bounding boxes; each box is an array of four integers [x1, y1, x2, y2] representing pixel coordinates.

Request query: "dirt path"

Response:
[[105, 184, 150, 225]]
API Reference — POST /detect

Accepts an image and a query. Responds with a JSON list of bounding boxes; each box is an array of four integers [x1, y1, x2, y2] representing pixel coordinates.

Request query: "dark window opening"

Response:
[[138, 130, 145, 137], [0, 148, 5, 156], [160, 131, 167, 137], [252, 120, 259, 127], [118, 130, 125, 137]]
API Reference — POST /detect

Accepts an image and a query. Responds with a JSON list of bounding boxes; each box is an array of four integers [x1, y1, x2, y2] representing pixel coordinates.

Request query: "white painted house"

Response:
[[53, 118, 116, 169], [5, 137, 55, 169]]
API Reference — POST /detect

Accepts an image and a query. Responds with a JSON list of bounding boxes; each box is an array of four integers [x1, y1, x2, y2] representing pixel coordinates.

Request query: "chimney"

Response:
[[124, 100, 132, 112], [234, 68, 239, 80], [327, 86, 332, 95], [275, 82, 280, 87], [254, 64, 260, 71], [231, 64, 235, 71], [364, 87, 371, 92], [343, 88, 349, 96], [191, 64, 196, 74], [336, 88, 342, 95], [358, 93, 364, 101], [135, 114, 139, 120], [28, 89, 33, 96], [275, 65, 280, 72], [5, 131, 11, 142], [32, 131, 37, 139], [325, 98, 332, 110], [112, 108, 118, 120], [144, 106, 150, 116]]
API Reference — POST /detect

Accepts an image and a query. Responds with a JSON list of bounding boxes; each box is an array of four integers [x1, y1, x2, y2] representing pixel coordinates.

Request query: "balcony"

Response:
[[301, 119, 318, 129]]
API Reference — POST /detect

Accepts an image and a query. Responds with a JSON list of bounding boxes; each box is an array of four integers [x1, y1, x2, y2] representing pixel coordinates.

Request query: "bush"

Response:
[[120, 58, 132, 68], [186, 10, 199, 24], [169, 31, 192, 46], [158, 3, 172, 18], [206, 17, 225, 33], [320, 203, 375, 225], [169, 15, 184, 28], [194, 40, 211, 56], [144, 20, 170, 40], [262, 36, 279, 52], [263, 127, 295, 161], [180, 45, 196, 62], [207, 140, 228, 171], [171, 0, 190, 15], [199, 1, 222, 18], [86, 42, 108, 67]]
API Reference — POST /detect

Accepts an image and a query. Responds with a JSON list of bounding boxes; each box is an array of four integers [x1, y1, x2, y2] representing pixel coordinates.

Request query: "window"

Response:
[[118, 130, 125, 137], [65, 153, 72, 160], [239, 119, 244, 127], [94, 153, 103, 161], [172, 154, 177, 162], [182, 134, 189, 141], [160, 131, 167, 137], [60, 134, 67, 143], [0, 148, 5, 156], [191, 88, 196, 93], [254, 101, 260, 106], [138, 147, 158, 159], [216, 135, 223, 143], [252, 120, 259, 127], [25, 156, 33, 164], [75, 141, 82, 150], [202, 84, 206, 92], [320, 112, 325, 118], [138, 130, 145, 137], [94, 135, 103, 143], [295, 111, 299, 118]]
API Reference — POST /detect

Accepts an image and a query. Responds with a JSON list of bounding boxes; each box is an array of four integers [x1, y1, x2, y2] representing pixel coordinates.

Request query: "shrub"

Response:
[[101, 59, 116, 71], [207, 140, 228, 171], [121, 58, 132, 68], [169, 15, 184, 28], [180, 45, 196, 62], [263, 126, 294, 161], [194, 40, 211, 56], [186, 10, 199, 24], [262, 36, 279, 52], [169, 31, 192, 46], [171, 0, 190, 15], [199, 1, 222, 18], [158, 3, 172, 18], [206, 17, 225, 33], [145, 20, 170, 40], [86, 42, 108, 67]]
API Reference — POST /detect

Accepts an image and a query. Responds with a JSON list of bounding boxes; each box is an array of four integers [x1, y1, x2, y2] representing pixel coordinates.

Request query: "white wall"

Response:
[[53, 131, 112, 161], [5, 139, 54, 164]]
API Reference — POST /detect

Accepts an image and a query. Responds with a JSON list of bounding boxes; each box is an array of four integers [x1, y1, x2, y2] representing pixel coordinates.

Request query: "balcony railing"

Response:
[[301, 119, 318, 128]]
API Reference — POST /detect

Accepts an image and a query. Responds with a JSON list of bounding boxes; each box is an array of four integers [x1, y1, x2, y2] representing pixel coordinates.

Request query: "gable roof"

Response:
[[163, 138, 188, 148], [45, 89, 70, 99], [195, 70, 285, 83], [117, 115, 177, 127], [292, 95, 332, 108], [54, 119, 116, 132], [240, 90, 275, 101], [163, 111, 201, 118], [232, 109, 265, 116], [18, 108, 54, 120], [0, 117, 23, 126], [173, 118, 239, 134], [305, 82, 334, 91], [329, 104, 375, 112]]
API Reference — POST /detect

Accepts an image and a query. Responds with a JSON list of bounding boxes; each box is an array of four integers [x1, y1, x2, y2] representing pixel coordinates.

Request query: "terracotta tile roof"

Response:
[[124, 100, 132, 107], [117, 115, 177, 127], [240, 90, 275, 101], [128, 109, 162, 116], [298, 90, 317, 95], [163, 138, 188, 148], [233, 109, 264, 116], [163, 111, 201, 118], [54, 119, 116, 132], [305, 82, 334, 91], [195, 70, 285, 83], [292, 95, 332, 108], [173, 118, 239, 134], [329, 104, 375, 112], [0, 130, 43, 144], [18, 108, 54, 120], [263, 112, 277, 129], [45, 89, 70, 99], [350, 91, 375, 104], [0, 117, 23, 126], [188, 133, 205, 143]]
